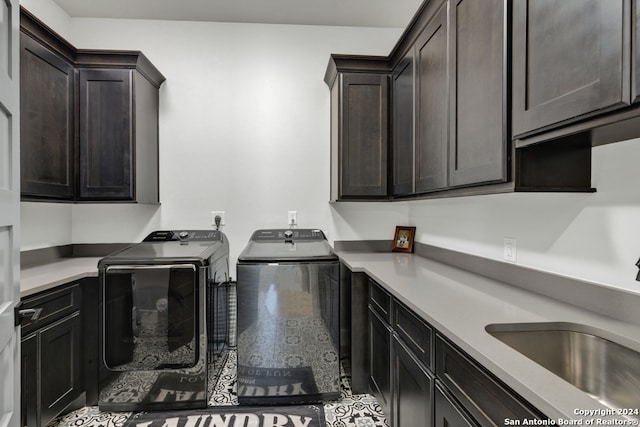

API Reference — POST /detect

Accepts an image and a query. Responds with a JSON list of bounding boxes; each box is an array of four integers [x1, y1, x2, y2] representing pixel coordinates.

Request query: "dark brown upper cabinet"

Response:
[[448, 0, 508, 188], [634, 0, 640, 104], [77, 67, 160, 202], [415, 3, 448, 194], [20, 32, 75, 200], [398, 0, 510, 196], [391, 54, 414, 196], [512, 0, 628, 139], [326, 0, 512, 200], [19, 7, 165, 203], [78, 69, 134, 200], [510, 0, 640, 151], [326, 0, 637, 200], [325, 57, 390, 201], [341, 73, 389, 198]]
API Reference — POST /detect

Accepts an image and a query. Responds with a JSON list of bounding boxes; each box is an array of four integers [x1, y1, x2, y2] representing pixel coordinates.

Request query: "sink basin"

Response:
[[485, 322, 640, 412]]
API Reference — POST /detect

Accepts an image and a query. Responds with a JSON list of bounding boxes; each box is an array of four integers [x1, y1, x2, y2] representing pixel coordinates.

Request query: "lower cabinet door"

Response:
[[436, 334, 545, 424], [21, 333, 38, 427], [369, 307, 392, 420], [39, 312, 83, 426], [434, 383, 477, 427], [394, 335, 434, 427]]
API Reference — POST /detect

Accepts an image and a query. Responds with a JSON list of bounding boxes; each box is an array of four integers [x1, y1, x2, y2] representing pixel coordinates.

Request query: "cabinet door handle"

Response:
[[17, 307, 43, 324]]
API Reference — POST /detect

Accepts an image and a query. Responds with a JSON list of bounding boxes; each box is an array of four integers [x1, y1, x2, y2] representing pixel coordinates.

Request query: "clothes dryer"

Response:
[[98, 230, 229, 411]]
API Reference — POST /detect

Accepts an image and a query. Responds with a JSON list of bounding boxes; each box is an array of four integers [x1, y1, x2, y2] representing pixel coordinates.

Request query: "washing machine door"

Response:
[[236, 261, 340, 404], [103, 264, 199, 371]]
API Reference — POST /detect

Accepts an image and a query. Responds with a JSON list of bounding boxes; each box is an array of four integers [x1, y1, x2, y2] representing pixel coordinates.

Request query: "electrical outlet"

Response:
[[503, 237, 517, 263], [211, 211, 226, 227], [288, 211, 297, 226]]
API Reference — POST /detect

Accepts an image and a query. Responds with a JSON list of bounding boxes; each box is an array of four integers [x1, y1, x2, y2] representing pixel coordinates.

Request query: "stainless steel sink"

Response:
[[485, 322, 640, 412]]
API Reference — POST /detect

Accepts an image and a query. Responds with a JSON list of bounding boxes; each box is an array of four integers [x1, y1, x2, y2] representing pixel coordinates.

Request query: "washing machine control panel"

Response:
[[251, 228, 325, 242], [143, 230, 222, 242]]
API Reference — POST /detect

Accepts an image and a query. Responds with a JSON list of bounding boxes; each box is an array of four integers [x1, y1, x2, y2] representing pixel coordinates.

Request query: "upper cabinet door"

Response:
[[512, 0, 628, 138], [20, 33, 75, 200], [633, 0, 640, 103], [340, 73, 389, 198], [415, 4, 448, 193], [78, 68, 134, 200], [391, 55, 414, 196], [448, 0, 508, 187]]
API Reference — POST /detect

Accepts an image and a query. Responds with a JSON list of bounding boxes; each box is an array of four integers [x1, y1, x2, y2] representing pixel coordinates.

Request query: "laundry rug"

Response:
[[124, 404, 325, 427], [146, 372, 207, 403], [236, 365, 319, 399]]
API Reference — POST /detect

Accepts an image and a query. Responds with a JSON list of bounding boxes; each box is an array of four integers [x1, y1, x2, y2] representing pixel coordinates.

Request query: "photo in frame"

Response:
[[392, 226, 416, 253]]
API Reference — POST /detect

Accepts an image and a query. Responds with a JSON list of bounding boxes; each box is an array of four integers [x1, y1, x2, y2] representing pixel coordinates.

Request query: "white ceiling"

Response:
[[51, 0, 424, 28]]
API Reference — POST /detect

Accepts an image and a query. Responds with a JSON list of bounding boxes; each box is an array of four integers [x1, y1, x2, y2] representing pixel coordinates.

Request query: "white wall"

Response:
[[408, 138, 640, 292], [19, 0, 72, 39], [21, 202, 72, 249], [19, 2, 640, 294]]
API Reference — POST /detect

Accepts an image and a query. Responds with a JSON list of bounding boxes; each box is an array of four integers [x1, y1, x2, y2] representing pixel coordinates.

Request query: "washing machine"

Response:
[[236, 228, 340, 405], [97, 230, 229, 411]]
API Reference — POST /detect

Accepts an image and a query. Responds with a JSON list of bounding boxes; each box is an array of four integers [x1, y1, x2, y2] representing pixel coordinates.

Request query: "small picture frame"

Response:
[[392, 226, 416, 253]]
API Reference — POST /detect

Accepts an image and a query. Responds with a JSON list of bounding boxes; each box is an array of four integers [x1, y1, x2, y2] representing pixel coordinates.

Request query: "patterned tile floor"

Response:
[[48, 350, 388, 427]]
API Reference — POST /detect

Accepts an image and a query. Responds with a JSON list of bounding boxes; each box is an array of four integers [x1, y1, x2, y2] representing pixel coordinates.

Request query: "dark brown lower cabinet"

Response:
[[364, 276, 547, 427], [394, 336, 434, 427], [21, 333, 38, 427], [368, 279, 435, 427], [435, 383, 476, 427], [20, 284, 84, 427], [41, 314, 82, 423], [436, 334, 546, 426], [369, 306, 393, 419], [339, 266, 370, 394], [81, 277, 101, 405]]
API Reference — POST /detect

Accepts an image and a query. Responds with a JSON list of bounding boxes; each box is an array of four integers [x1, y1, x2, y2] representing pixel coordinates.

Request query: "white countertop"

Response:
[[20, 257, 101, 298], [338, 251, 640, 423]]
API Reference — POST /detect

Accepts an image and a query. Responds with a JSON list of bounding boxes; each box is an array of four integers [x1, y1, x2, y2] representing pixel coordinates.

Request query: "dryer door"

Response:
[[103, 264, 198, 370]]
